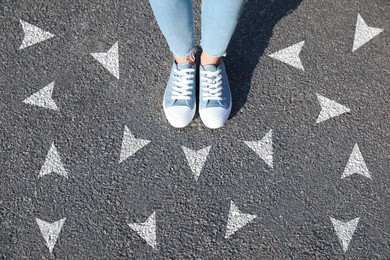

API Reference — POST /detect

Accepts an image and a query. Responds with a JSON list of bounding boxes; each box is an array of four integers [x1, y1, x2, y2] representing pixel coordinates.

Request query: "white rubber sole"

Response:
[[163, 103, 196, 128], [199, 102, 232, 129]]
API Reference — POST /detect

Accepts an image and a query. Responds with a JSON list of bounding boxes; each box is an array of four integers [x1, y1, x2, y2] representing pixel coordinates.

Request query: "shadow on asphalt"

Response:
[[226, 0, 303, 118]]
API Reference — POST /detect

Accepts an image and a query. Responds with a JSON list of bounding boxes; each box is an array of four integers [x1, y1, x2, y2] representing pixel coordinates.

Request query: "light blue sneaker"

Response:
[[199, 60, 232, 129], [163, 61, 196, 128]]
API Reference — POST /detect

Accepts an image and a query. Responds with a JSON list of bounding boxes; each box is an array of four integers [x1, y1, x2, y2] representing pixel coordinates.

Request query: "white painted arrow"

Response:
[[23, 81, 59, 110], [353, 14, 384, 52], [19, 20, 55, 49], [330, 217, 360, 253], [36, 217, 66, 254], [225, 201, 257, 239], [181, 145, 211, 181], [91, 41, 119, 79], [342, 143, 371, 179], [39, 142, 68, 178], [244, 129, 273, 168], [119, 126, 150, 163], [129, 212, 157, 249], [316, 94, 350, 123], [268, 41, 305, 70]]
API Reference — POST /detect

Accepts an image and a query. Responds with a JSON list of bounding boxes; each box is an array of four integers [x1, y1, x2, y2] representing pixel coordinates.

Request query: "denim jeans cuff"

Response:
[[172, 49, 196, 64], [199, 40, 227, 58], [203, 51, 227, 58]]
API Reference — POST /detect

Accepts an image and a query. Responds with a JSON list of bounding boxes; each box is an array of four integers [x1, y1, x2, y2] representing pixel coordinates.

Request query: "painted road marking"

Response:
[[19, 20, 55, 49], [23, 81, 58, 111], [91, 41, 119, 79], [244, 129, 273, 169], [119, 125, 150, 163], [36, 217, 66, 255], [352, 14, 383, 52], [225, 201, 257, 239], [39, 142, 68, 178], [269, 41, 305, 70], [342, 143, 371, 179], [128, 212, 157, 250], [330, 217, 360, 253], [316, 94, 350, 123], [181, 145, 211, 181]]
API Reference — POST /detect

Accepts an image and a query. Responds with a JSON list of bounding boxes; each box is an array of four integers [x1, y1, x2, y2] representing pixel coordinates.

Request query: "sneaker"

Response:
[[163, 61, 196, 128], [199, 60, 232, 129]]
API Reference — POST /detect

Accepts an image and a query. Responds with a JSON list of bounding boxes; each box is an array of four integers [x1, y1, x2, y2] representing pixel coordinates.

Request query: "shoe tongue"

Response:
[[176, 63, 193, 70], [202, 64, 218, 72]]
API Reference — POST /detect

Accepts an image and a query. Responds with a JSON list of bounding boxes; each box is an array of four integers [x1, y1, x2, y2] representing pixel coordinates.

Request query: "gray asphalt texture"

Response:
[[1, 0, 390, 258]]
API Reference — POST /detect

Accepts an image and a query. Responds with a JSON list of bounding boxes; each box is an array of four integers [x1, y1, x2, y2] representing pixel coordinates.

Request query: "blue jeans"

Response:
[[149, 0, 247, 59]]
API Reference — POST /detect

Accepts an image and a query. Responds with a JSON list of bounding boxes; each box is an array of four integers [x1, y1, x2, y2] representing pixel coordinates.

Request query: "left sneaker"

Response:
[[163, 61, 196, 128], [199, 60, 232, 129]]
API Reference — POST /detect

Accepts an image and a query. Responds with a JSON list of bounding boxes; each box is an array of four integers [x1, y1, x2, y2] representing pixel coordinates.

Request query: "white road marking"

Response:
[[19, 20, 55, 49], [352, 14, 383, 52], [128, 212, 157, 250], [268, 41, 305, 70], [244, 129, 273, 168], [36, 217, 66, 255], [342, 143, 371, 179], [316, 94, 350, 123], [330, 217, 360, 253], [91, 41, 119, 79], [23, 81, 59, 110], [181, 145, 211, 181], [119, 125, 150, 163], [225, 201, 257, 239], [39, 142, 68, 178]]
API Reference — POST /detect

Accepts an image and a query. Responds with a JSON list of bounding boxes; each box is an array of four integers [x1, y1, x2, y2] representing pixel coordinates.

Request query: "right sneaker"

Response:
[[198, 60, 232, 129], [163, 61, 196, 128]]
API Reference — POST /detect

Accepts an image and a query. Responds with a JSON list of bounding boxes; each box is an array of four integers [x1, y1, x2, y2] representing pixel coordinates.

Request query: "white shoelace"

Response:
[[171, 68, 195, 100], [200, 69, 223, 101]]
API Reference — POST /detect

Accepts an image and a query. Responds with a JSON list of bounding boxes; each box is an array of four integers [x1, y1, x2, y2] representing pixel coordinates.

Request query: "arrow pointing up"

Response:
[[342, 143, 371, 179], [39, 142, 68, 178]]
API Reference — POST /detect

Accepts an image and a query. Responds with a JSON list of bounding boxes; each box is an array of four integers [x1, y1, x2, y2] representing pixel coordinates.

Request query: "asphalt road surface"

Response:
[[1, 0, 389, 258]]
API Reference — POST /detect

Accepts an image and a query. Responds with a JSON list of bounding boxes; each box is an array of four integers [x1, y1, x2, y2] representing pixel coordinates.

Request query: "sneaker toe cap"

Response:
[[164, 106, 195, 128], [166, 106, 194, 118], [200, 107, 231, 128]]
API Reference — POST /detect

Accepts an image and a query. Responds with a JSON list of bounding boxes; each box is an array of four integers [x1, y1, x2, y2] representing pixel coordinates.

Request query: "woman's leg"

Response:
[[200, 0, 246, 65], [198, 0, 246, 129], [149, 0, 197, 128], [149, 0, 195, 64]]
